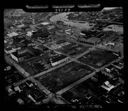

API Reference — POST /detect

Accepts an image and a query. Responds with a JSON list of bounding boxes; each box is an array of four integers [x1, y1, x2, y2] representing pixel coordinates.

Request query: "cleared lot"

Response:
[[35, 62, 94, 93], [78, 48, 119, 68]]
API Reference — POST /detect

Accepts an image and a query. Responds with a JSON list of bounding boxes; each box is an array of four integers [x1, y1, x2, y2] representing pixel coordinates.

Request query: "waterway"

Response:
[[49, 12, 94, 30]]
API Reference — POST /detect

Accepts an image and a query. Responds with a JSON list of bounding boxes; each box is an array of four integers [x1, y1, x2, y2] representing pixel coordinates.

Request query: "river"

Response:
[[49, 12, 94, 30]]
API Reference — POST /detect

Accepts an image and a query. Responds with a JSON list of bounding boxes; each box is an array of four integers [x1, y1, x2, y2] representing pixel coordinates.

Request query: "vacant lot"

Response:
[[78, 48, 118, 68], [35, 62, 94, 92]]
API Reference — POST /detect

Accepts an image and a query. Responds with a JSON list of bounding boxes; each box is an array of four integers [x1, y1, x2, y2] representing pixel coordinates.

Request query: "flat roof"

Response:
[[103, 25, 123, 34], [7, 32, 19, 37], [41, 22, 50, 25]]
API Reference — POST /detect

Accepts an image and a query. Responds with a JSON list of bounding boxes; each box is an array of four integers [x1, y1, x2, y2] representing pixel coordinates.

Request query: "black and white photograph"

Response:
[[2, 0, 125, 110]]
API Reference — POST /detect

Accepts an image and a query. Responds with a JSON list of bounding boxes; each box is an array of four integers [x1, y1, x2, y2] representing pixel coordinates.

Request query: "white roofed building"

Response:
[[41, 22, 50, 25], [7, 32, 19, 38], [103, 25, 123, 34]]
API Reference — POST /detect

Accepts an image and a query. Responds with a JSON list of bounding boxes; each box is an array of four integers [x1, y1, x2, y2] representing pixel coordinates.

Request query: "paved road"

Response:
[[33, 58, 72, 78], [56, 56, 123, 95], [5, 12, 124, 104], [29, 77, 51, 95], [5, 55, 30, 77]]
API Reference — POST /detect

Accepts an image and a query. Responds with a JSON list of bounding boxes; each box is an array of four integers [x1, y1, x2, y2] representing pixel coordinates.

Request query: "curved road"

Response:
[[50, 12, 93, 30]]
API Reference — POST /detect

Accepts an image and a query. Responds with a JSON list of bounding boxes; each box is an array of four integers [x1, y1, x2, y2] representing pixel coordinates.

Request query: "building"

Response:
[[7, 32, 19, 38], [101, 81, 115, 92], [17, 24, 25, 28], [10, 47, 35, 62], [80, 32, 86, 36], [40, 22, 50, 25], [32, 28, 50, 39], [103, 25, 123, 34], [50, 54, 67, 66], [47, 25, 55, 30], [4, 47, 21, 54], [86, 37, 101, 45], [26, 31, 33, 37]]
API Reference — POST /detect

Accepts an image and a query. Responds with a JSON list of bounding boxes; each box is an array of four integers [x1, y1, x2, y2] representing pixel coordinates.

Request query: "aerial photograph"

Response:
[[4, 7, 124, 106]]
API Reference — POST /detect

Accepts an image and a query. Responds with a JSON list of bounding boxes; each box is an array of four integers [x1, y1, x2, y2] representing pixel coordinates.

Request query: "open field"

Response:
[[78, 48, 119, 68], [35, 62, 94, 93]]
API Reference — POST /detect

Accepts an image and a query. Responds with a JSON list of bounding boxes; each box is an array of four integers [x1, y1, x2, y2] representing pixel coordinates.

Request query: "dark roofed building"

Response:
[[27, 46, 43, 56], [10, 50, 34, 62], [10, 46, 43, 62], [32, 28, 50, 39], [13, 36, 24, 44]]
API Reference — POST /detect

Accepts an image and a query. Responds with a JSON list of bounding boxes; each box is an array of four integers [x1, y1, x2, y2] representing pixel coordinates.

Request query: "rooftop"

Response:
[[103, 25, 123, 34], [7, 32, 19, 37]]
